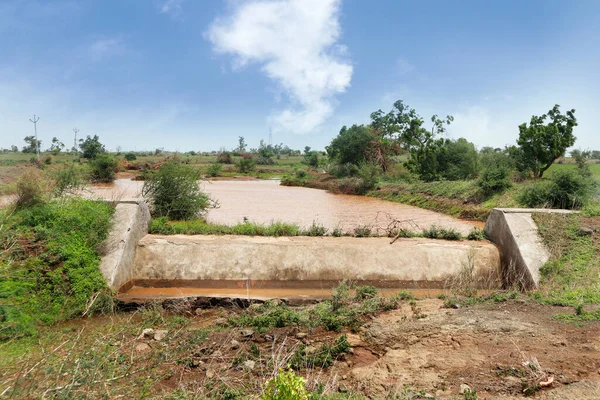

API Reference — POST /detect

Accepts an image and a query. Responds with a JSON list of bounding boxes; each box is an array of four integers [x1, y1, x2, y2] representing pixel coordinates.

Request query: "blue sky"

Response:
[[1, 0, 598, 152]]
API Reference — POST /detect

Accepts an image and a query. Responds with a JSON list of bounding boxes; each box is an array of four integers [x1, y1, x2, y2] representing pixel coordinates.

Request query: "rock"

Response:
[[305, 346, 318, 355], [296, 332, 308, 339], [109, 341, 121, 347], [206, 369, 215, 379], [264, 334, 274, 342], [214, 318, 228, 326], [135, 343, 151, 352], [141, 328, 154, 339], [212, 350, 223, 358], [459, 384, 472, 394], [154, 330, 168, 341], [231, 340, 241, 350], [243, 360, 256, 370], [338, 383, 349, 393], [451, 303, 461, 309], [346, 333, 363, 347], [240, 329, 254, 338], [194, 308, 203, 315], [579, 227, 594, 236]]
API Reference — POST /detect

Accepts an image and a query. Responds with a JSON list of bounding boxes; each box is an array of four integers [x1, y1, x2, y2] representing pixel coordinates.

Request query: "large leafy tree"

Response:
[[516, 105, 577, 178], [22, 135, 41, 154], [326, 124, 373, 166], [79, 135, 106, 159]]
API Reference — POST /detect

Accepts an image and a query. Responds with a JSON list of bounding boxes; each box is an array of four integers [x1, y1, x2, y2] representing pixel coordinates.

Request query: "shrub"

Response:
[[53, 164, 84, 196], [142, 160, 211, 220], [15, 168, 51, 208], [353, 225, 372, 237], [477, 152, 514, 197], [260, 369, 308, 400], [205, 163, 222, 177], [302, 151, 319, 168], [548, 169, 591, 209], [519, 170, 591, 209], [124, 152, 137, 161], [43, 155, 52, 165], [256, 155, 275, 165], [518, 181, 552, 208], [303, 221, 327, 236], [237, 157, 256, 173], [328, 162, 359, 178], [89, 154, 116, 183], [422, 225, 461, 240], [217, 152, 232, 164], [467, 228, 486, 241]]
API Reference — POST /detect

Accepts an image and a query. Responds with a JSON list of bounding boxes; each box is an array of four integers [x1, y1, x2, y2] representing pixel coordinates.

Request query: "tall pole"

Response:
[[73, 128, 79, 159], [29, 115, 40, 161]]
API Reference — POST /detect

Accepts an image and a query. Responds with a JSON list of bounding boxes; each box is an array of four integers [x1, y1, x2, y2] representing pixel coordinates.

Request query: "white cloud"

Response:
[[87, 37, 126, 62], [206, 0, 353, 134], [160, 0, 186, 19]]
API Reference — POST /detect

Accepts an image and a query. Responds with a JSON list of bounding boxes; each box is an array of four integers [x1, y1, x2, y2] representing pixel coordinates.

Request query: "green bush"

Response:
[[328, 162, 359, 178], [236, 157, 256, 173], [302, 151, 319, 168], [89, 154, 116, 183], [15, 168, 51, 208], [519, 170, 591, 209], [261, 369, 308, 400], [303, 221, 327, 236], [53, 164, 84, 196], [217, 152, 233, 164], [205, 163, 222, 177], [477, 152, 513, 197], [142, 160, 211, 220], [422, 225, 461, 240], [124, 152, 137, 161]]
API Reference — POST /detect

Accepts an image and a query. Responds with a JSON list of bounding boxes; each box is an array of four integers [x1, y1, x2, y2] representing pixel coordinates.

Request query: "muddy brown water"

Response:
[[85, 179, 480, 234]]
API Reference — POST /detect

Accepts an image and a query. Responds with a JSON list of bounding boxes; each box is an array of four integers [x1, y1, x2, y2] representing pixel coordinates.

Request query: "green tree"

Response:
[[49, 137, 65, 155], [570, 149, 591, 177], [437, 138, 479, 180], [79, 135, 105, 159], [22, 135, 41, 154], [516, 104, 577, 178], [237, 136, 247, 153], [11, 145, 18, 152], [326, 124, 373, 166]]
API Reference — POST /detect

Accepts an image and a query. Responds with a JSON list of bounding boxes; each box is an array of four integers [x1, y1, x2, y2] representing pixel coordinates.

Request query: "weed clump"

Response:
[[422, 225, 462, 240], [14, 168, 51, 208]]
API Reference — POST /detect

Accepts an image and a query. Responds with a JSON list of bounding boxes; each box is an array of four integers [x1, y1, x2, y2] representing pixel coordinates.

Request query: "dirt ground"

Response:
[[154, 298, 600, 399], [344, 299, 600, 399]]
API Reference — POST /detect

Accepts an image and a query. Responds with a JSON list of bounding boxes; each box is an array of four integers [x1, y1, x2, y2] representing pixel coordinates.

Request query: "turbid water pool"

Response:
[[86, 179, 479, 234]]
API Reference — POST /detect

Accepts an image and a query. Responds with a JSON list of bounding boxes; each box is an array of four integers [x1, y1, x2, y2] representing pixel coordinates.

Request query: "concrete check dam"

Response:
[[93, 180, 555, 301]]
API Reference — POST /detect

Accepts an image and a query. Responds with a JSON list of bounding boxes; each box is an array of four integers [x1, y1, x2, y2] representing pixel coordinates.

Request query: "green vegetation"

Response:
[[142, 160, 212, 220], [0, 198, 114, 338], [532, 212, 600, 307], [89, 153, 117, 182], [228, 283, 411, 334], [519, 169, 594, 209], [516, 104, 577, 178]]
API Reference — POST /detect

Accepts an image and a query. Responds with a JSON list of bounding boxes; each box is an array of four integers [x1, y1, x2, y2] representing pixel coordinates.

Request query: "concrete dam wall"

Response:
[[127, 235, 501, 290], [103, 201, 581, 299]]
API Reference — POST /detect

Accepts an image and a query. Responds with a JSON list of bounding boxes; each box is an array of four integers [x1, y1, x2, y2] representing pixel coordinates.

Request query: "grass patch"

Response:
[[0, 198, 114, 338], [227, 283, 409, 333], [150, 217, 302, 237], [531, 213, 600, 306]]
